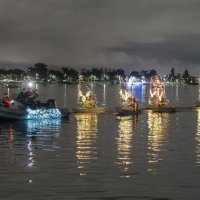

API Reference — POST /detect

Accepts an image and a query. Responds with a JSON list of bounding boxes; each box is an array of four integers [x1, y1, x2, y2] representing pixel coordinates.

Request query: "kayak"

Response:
[[152, 106, 176, 113], [115, 107, 141, 116], [72, 107, 107, 114]]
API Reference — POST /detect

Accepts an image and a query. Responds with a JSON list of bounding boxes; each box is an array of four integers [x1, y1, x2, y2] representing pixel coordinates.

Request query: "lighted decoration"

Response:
[[149, 75, 168, 106], [77, 83, 98, 108], [119, 88, 137, 109], [26, 108, 61, 119]]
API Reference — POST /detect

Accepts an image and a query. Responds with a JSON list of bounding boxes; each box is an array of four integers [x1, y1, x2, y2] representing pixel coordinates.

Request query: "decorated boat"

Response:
[[152, 105, 176, 113], [72, 107, 106, 114], [147, 75, 176, 113], [72, 86, 107, 114], [115, 107, 141, 116], [115, 88, 141, 116], [0, 99, 69, 120]]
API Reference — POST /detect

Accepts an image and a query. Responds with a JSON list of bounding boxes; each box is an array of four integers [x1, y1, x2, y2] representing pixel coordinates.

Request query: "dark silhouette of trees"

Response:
[[28, 63, 48, 81]]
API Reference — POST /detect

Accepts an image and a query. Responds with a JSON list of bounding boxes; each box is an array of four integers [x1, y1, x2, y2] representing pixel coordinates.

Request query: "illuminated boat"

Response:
[[152, 106, 176, 113], [115, 107, 141, 116], [0, 100, 69, 120], [72, 107, 107, 114], [73, 88, 107, 114]]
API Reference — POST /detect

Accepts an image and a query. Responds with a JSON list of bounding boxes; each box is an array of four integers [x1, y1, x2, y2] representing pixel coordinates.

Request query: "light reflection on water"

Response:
[[147, 111, 169, 173], [115, 115, 138, 177], [75, 114, 98, 176], [1, 85, 200, 199], [196, 108, 200, 166], [0, 119, 62, 170]]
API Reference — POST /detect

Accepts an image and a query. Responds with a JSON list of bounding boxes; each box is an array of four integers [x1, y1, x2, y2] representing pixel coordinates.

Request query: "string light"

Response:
[[26, 108, 61, 119]]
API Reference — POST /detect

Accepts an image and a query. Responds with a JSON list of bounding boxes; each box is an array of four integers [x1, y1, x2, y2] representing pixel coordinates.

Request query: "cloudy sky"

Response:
[[0, 0, 200, 75]]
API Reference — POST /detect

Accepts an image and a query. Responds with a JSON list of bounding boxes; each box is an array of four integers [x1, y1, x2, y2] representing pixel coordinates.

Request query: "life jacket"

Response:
[[2, 95, 11, 106]]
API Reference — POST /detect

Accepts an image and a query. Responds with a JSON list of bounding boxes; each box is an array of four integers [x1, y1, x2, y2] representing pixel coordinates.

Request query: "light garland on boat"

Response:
[[26, 108, 61, 119], [77, 83, 98, 108]]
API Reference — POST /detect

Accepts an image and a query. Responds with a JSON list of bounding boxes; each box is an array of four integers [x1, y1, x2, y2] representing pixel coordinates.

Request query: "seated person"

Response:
[[158, 97, 166, 107], [2, 92, 11, 107], [16, 88, 39, 109]]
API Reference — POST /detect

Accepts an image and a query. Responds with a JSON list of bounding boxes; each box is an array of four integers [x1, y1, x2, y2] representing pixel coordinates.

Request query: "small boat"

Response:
[[0, 100, 69, 120], [72, 107, 107, 114], [115, 107, 141, 116], [74, 89, 107, 114], [152, 106, 176, 113]]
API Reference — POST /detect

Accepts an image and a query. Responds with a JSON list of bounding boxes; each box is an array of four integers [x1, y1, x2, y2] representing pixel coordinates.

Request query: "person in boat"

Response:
[[158, 97, 166, 107], [16, 88, 27, 104], [16, 87, 39, 108], [2, 92, 12, 107], [84, 91, 95, 108], [127, 96, 139, 111]]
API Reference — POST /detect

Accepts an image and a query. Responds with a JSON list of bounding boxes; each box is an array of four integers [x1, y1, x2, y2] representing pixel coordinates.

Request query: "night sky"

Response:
[[1, 0, 200, 75]]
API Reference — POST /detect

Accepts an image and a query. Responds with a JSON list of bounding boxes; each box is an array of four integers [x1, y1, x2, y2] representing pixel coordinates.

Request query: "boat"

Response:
[[0, 99, 69, 120], [73, 88, 107, 114], [152, 106, 176, 113], [72, 107, 107, 114], [115, 107, 141, 116]]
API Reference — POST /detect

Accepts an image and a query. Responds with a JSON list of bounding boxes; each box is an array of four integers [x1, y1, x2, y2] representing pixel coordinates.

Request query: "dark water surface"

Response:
[[1, 84, 200, 200]]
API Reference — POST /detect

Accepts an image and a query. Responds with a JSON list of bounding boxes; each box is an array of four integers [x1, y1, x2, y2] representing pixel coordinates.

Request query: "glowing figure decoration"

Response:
[[119, 88, 139, 112], [77, 83, 97, 109], [149, 75, 168, 107]]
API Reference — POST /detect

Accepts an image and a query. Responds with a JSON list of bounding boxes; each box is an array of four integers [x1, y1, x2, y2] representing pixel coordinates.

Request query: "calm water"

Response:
[[1, 84, 200, 200]]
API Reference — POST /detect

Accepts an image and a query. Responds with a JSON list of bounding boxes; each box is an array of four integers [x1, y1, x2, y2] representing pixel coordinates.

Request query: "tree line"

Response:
[[0, 63, 198, 84]]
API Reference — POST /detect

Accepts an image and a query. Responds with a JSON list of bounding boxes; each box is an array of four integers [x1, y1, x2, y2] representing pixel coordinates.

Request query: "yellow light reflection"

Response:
[[147, 111, 169, 173], [196, 108, 200, 166], [116, 115, 138, 177], [75, 114, 98, 176]]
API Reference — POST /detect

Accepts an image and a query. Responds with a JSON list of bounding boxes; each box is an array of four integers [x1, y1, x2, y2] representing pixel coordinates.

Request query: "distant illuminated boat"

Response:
[[115, 107, 141, 116], [74, 87, 107, 114], [72, 107, 107, 114], [0, 100, 69, 120], [152, 106, 176, 113]]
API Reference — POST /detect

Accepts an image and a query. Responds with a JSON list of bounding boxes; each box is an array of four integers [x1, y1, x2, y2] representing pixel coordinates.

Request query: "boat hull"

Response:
[[0, 102, 70, 120], [152, 106, 176, 113], [72, 107, 107, 114], [115, 107, 141, 116]]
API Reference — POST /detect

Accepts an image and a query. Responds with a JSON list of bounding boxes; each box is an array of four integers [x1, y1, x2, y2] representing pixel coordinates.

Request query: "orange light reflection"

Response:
[[116, 115, 138, 177], [75, 114, 98, 176], [147, 112, 169, 174]]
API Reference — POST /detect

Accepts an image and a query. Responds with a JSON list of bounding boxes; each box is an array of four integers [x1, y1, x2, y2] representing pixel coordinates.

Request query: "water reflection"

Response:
[[147, 111, 169, 173], [196, 108, 200, 166], [75, 114, 98, 176], [0, 119, 62, 169], [116, 115, 138, 177]]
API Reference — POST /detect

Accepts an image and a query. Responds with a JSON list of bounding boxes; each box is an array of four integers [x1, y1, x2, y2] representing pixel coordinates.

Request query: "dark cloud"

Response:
[[0, 0, 200, 74]]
